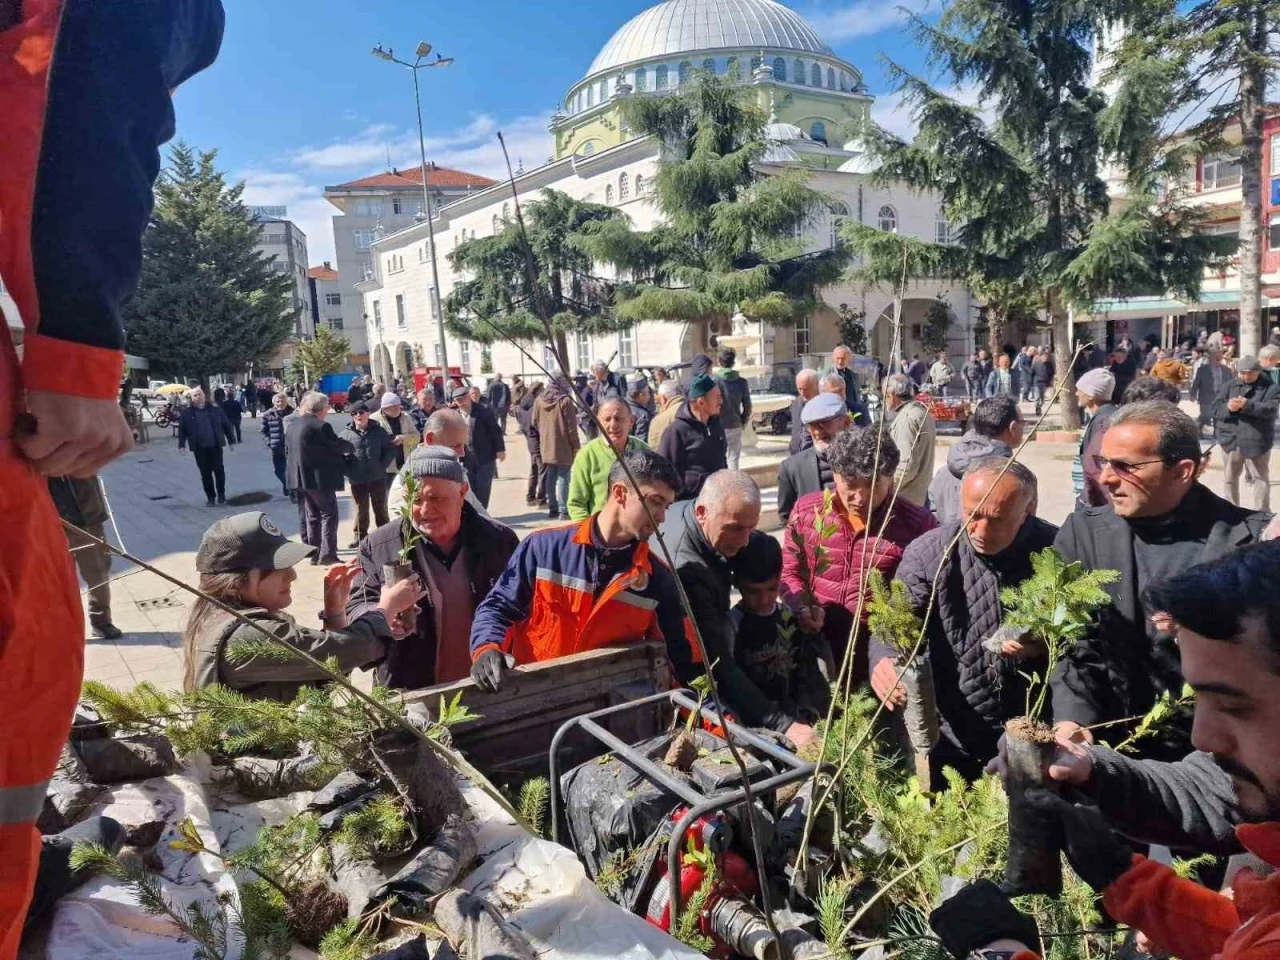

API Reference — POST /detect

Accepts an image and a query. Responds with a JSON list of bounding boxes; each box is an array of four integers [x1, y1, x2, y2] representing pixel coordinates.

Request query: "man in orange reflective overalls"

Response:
[[0, 1, 222, 952]]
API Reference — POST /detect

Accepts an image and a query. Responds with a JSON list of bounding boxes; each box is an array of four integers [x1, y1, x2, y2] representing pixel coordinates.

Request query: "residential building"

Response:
[[306, 262, 360, 367], [250, 206, 314, 340], [321, 163, 496, 363], [356, 0, 975, 386]]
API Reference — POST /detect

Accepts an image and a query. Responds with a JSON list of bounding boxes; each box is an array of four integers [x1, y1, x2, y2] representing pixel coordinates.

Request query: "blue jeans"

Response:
[[546, 464, 572, 518]]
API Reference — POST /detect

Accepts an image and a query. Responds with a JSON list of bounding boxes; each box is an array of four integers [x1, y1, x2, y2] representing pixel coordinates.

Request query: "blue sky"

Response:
[[177, 0, 941, 264]]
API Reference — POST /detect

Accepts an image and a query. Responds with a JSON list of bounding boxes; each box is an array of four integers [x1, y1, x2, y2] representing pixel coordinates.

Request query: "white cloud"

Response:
[[239, 168, 339, 265], [869, 82, 985, 140], [804, 0, 930, 42]]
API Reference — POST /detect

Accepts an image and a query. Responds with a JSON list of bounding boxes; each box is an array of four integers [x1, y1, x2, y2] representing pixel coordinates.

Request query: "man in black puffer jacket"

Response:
[[870, 458, 1057, 781]]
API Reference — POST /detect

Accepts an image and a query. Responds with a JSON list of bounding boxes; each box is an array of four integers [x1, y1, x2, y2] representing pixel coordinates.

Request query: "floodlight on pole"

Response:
[[372, 41, 454, 379]]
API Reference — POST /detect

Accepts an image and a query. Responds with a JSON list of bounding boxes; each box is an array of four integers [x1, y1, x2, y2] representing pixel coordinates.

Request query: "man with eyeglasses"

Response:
[[1050, 401, 1270, 760]]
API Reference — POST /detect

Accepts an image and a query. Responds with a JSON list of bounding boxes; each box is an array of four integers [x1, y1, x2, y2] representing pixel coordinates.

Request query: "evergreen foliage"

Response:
[[334, 795, 410, 859], [578, 73, 852, 342], [293, 327, 352, 380], [517, 777, 551, 839], [866, 571, 924, 656], [919, 297, 951, 355], [852, 1, 1235, 427], [124, 143, 296, 383], [835, 304, 868, 356]]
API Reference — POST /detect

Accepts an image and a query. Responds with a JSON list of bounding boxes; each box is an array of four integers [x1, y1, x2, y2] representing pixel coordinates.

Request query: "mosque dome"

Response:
[[764, 121, 809, 141], [586, 0, 834, 78]]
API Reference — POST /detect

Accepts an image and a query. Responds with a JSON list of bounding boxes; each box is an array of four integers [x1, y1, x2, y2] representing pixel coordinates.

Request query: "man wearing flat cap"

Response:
[[1217, 355, 1279, 511], [346, 445, 518, 689], [658, 373, 728, 500], [776, 392, 852, 524], [449, 385, 505, 509]]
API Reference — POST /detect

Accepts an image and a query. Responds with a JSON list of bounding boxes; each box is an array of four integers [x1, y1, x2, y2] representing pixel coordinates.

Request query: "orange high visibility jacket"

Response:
[[469, 516, 696, 666]]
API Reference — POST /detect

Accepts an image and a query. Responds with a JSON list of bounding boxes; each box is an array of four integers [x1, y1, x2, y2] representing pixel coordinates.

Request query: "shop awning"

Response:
[[1086, 290, 1280, 320]]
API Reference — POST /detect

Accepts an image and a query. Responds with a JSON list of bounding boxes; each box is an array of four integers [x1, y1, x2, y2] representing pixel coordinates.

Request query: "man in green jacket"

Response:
[[568, 397, 649, 520]]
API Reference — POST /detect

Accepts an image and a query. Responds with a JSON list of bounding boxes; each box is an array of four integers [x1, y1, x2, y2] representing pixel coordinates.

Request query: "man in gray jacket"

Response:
[[927, 396, 1023, 523], [883, 373, 936, 507], [715, 347, 753, 470]]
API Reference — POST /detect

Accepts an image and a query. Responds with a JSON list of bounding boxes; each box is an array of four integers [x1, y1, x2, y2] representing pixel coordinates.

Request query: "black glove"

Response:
[[929, 880, 1039, 958], [1024, 788, 1132, 892], [470, 649, 509, 692]]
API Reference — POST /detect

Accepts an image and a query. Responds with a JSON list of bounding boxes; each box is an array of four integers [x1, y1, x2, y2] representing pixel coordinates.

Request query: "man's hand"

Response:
[[870, 658, 907, 711], [497, 451, 506, 462], [928, 880, 1039, 958], [986, 733, 1094, 787], [18, 393, 132, 477], [471, 649, 508, 692], [391, 435, 404, 446], [1000, 634, 1046, 660], [1054, 720, 1095, 746], [797, 604, 825, 634], [1024, 789, 1132, 892], [1228, 396, 1246, 413], [784, 722, 817, 748]]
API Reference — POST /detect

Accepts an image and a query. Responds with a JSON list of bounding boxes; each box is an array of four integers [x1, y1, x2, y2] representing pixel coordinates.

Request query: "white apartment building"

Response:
[[322, 164, 497, 370], [307, 262, 346, 339], [249, 206, 314, 340]]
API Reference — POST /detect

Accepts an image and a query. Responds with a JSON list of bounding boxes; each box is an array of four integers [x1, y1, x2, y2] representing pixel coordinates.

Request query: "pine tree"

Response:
[[920, 296, 952, 355], [444, 189, 624, 369], [579, 72, 852, 350], [124, 143, 296, 384], [855, 0, 1234, 428], [293, 327, 352, 381]]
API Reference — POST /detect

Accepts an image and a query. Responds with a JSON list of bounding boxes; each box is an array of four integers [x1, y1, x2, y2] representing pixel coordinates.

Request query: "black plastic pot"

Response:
[[1003, 720, 1064, 896], [899, 660, 940, 792]]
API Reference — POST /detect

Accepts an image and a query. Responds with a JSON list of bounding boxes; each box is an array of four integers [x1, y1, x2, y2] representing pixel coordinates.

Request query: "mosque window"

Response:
[[840, 72, 850, 91], [586, 85, 594, 108], [679, 61, 692, 84], [773, 57, 786, 81], [582, 142, 596, 156], [600, 79, 608, 102], [656, 65, 668, 89], [492, 214, 499, 233], [810, 63, 821, 86], [828, 202, 850, 247], [635, 174, 644, 196], [635, 66, 647, 91], [703, 57, 717, 74], [605, 184, 614, 203], [620, 172, 630, 199], [795, 59, 806, 84], [502, 202, 510, 220], [809, 120, 827, 144], [751, 54, 762, 72], [726, 56, 739, 78], [878, 204, 899, 233], [827, 67, 836, 89]]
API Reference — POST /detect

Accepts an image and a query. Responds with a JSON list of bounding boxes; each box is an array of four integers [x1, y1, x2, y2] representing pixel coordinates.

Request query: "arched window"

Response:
[[877, 204, 898, 233], [703, 57, 716, 74], [795, 59, 806, 84], [810, 63, 821, 86], [840, 72, 849, 91], [586, 85, 594, 108], [634, 174, 644, 196], [773, 57, 786, 81], [679, 61, 692, 85], [492, 214, 499, 233], [619, 172, 630, 199], [600, 79, 608, 102], [726, 56, 739, 78], [751, 54, 762, 73], [809, 120, 827, 143], [827, 67, 836, 89], [656, 64, 668, 89], [502, 202, 510, 221], [581, 141, 596, 157], [829, 202, 850, 247], [935, 217, 952, 245], [635, 66, 647, 91], [605, 184, 614, 203]]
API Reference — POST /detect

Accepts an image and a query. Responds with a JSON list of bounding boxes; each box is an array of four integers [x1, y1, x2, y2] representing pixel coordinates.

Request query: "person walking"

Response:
[[339, 402, 396, 546], [486, 373, 512, 434], [715, 347, 752, 470], [1217, 356, 1279, 512], [928, 351, 955, 396], [1013, 345, 1035, 401], [179, 387, 237, 506], [285, 392, 353, 564], [516, 381, 547, 507], [961, 352, 984, 400], [261, 393, 293, 497], [1072, 368, 1117, 508], [1030, 347, 1056, 415], [1109, 345, 1138, 402], [450, 385, 505, 508], [882, 373, 936, 507], [1190, 347, 1231, 437], [49, 476, 122, 640], [242, 383, 259, 419], [535, 378, 581, 520], [984, 354, 1016, 399], [372, 391, 419, 476], [214, 386, 242, 443]]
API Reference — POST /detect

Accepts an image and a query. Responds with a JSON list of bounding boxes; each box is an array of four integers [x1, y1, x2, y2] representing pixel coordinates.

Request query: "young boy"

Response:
[[730, 533, 833, 740]]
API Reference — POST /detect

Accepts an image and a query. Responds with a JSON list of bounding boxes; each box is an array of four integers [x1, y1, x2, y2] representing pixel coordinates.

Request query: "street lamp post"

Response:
[[373, 42, 454, 381]]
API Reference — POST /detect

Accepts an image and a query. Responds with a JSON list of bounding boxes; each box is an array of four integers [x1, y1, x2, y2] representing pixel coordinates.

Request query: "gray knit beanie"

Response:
[[405, 444, 467, 483]]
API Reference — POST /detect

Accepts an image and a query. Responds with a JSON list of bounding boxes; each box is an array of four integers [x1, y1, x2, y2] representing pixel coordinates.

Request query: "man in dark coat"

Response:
[[1109, 346, 1138, 403], [178, 386, 237, 505], [347, 446, 518, 689], [626, 374, 654, 443], [789, 369, 820, 455], [658, 374, 728, 500], [1216, 356, 1279, 512], [869, 460, 1058, 780], [776, 393, 849, 524], [449, 385, 505, 509], [49, 475, 121, 639], [285, 392, 353, 564], [486, 373, 512, 433], [1050, 401, 1270, 759], [516, 382, 547, 506], [339, 401, 397, 546], [260, 392, 293, 496], [1190, 347, 1231, 436], [832, 344, 867, 421]]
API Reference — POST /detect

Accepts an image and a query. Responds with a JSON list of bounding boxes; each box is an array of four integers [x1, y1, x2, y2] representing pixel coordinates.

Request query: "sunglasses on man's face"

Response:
[[1091, 455, 1168, 479]]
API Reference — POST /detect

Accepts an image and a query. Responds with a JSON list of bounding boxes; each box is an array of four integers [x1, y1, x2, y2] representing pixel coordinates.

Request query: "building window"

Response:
[[372, 300, 382, 330], [586, 84, 594, 108], [1202, 220, 1240, 243], [460, 339, 472, 373], [576, 331, 591, 372], [794, 315, 811, 357], [329, 317, 344, 331], [829, 202, 850, 247], [361, 259, 374, 281], [935, 217, 952, 245], [617, 327, 635, 368], [392, 197, 405, 215], [751, 54, 762, 73], [419, 243, 428, 262], [355, 199, 381, 217], [543, 343, 560, 373], [605, 184, 614, 203], [599, 79, 608, 102], [1272, 137, 1280, 174], [581, 141, 596, 157], [635, 66, 646, 91], [395, 294, 406, 329], [809, 120, 827, 144], [827, 67, 836, 89], [1202, 153, 1242, 191], [434, 342, 444, 366], [877, 204, 899, 233], [656, 65, 668, 90], [726, 56, 738, 78], [795, 59, 806, 84], [702, 57, 716, 74], [502, 202, 510, 220], [679, 61, 692, 85], [1270, 214, 1280, 250], [619, 172, 629, 199], [354, 229, 378, 251], [810, 63, 821, 86], [325, 292, 342, 306], [773, 57, 786, 81], [635, 174, 644, 196], [492, 214, 500, 233]]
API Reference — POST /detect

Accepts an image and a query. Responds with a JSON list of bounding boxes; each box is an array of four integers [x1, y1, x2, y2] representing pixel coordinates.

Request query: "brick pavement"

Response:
[[78, 406, 1266, 692]]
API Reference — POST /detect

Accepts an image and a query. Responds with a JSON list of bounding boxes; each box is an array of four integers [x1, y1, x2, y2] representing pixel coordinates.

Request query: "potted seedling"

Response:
[[866, 571, 938, 791], [382, 473, 425, 636], [997, 547, 1117, 895], [665, 673, 714, 771]]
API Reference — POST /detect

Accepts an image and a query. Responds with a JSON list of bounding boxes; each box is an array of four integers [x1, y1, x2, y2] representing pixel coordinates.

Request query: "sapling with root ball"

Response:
[[665, 672, 714, 770], [384, 472, 426, 635], [997, 548, 1118, 896], [866, 571, 939, 791]]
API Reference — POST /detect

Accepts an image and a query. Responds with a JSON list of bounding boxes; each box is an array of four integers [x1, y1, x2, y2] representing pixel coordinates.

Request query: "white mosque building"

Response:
[[360, 0, 978, 386]]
